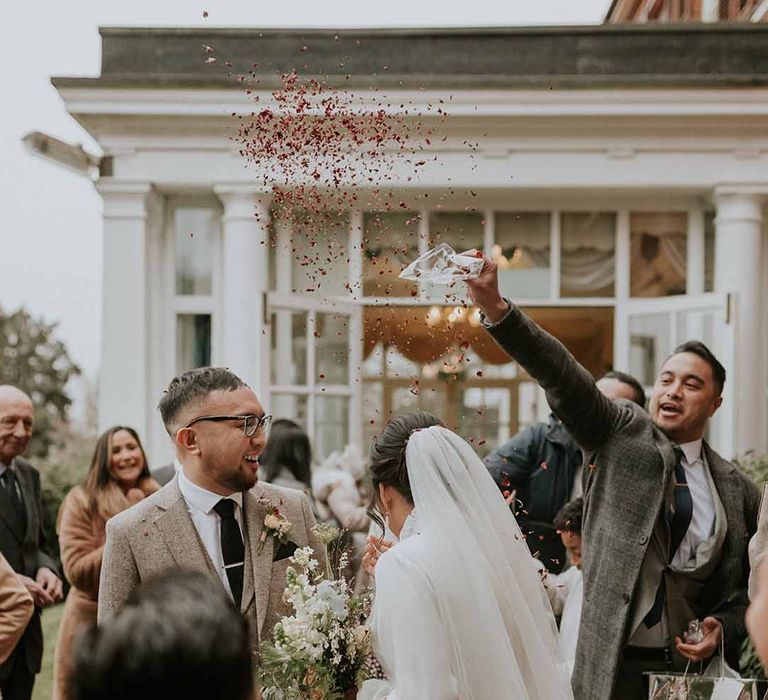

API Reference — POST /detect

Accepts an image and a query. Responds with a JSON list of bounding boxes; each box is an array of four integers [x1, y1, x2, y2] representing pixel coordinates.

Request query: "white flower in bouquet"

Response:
[[260, 545, 372, 700]]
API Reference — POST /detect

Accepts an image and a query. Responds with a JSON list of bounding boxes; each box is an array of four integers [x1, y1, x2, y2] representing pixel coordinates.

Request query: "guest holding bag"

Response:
[[52, 427, 159, 700]]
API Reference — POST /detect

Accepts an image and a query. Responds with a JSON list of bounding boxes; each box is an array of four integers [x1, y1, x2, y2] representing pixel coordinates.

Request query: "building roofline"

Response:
[[51, 24, 768, 91], [92, 23, 768, 35]]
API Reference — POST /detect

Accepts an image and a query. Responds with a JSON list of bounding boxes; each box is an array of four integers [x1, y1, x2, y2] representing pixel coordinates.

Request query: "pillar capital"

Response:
[[713, 187, 766, 223], [213, 184, 271, 222], [96, 181, 153, 219]]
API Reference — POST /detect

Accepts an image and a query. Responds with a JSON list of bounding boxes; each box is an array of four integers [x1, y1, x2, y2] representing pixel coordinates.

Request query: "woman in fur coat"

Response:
[[52, 426, 159, 700]]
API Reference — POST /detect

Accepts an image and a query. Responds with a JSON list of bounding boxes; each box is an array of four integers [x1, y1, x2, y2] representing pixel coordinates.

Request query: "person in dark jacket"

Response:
[[485, 371, 645, 572]]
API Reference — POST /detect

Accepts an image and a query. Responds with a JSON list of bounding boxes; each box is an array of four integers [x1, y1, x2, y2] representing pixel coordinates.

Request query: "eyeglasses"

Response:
[[182, 414, 273, 438]]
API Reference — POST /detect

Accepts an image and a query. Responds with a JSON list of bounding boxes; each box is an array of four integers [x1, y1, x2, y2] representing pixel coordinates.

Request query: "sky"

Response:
[[0, 0, 610, 405]]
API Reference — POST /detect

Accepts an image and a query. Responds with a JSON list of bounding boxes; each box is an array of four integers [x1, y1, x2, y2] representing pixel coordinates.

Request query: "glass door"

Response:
[[267, 292, 362, 461], [616, 293, 735, 456]]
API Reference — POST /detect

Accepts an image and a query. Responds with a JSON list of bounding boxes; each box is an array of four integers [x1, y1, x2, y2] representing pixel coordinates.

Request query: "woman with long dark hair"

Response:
[[259, 419, 312, 492], [53, 426, 159, 700]]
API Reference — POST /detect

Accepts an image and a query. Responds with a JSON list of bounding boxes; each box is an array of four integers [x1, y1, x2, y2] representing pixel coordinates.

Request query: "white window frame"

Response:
[[266, 197, 713, 454], [162, 195, 223, 377], [616, 291, 735, 456], [267, 292, 361, 456]]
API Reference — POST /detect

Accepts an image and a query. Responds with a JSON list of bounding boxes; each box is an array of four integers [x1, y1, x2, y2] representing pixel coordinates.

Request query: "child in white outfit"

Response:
[[538, 497, 584, 677]]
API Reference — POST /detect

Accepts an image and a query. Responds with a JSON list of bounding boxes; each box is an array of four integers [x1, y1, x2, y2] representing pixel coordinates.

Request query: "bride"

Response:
[[358, 412, 574, 700]]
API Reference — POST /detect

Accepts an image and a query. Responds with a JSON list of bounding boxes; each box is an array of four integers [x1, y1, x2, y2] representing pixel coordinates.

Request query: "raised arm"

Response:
[[465, 255, 624, 451]]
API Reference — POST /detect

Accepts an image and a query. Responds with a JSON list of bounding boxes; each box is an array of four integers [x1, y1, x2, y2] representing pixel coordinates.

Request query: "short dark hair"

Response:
[[69, 571, 253, 700], [599, 371, 646, 408], [260, 419, 312, 489], [553, 497, 584, 536], [671, 340, 726, 396], [158, 367, 247, 431]]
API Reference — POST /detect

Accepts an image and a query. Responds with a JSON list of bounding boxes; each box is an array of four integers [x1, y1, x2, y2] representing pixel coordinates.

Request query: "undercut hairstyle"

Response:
[[69, 571, 253, 700], [260, 419, 312, 489], [672, 340, 726, 396], [599, 370, 647, 408], [554, 497, 584, 536], [158, 367, 247, 433], [367, 411, 444, 531]]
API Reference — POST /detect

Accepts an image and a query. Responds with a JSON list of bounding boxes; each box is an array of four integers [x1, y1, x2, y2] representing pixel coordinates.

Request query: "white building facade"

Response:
[[54, 25, 768, 465]]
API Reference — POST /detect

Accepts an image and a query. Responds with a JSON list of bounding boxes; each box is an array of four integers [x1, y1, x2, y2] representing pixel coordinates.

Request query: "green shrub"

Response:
[[38, 420, 94, 566]]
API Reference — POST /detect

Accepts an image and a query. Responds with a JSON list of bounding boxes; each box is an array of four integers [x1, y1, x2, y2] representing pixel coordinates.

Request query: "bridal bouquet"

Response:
[[260, 526, 371, 700]]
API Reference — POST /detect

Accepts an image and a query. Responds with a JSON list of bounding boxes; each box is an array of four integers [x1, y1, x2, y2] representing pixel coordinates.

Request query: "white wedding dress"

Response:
[[358, 426, 574, 700]]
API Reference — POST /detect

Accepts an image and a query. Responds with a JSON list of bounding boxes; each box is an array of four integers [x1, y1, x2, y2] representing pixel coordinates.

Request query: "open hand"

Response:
[[461, 251, 509, 324], [362, 535, 394, 577], [674, 617, 722, 662]]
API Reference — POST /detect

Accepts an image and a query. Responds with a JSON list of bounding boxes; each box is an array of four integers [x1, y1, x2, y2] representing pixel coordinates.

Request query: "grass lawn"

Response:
[[32, 603, 64, 700]]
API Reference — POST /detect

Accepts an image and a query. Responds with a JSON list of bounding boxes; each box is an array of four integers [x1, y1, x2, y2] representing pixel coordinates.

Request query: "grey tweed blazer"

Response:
[[97, 476, 327, 661], [487, 304, 759, 700]]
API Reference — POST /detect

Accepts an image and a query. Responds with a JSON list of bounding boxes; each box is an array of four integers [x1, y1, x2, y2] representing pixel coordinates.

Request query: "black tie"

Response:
[[644, 447, 693, 628], [0, 470, 25, 535], [213, 499, 245, 608]]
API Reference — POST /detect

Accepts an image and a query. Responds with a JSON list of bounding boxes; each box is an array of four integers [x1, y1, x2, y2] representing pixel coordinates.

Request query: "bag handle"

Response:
[[681, 623, 725, 680]]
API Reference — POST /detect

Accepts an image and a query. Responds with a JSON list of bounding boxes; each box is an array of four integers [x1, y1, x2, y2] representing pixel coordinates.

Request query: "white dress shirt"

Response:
[[177, 467, 244, 602], [671, 439, 716, 569]]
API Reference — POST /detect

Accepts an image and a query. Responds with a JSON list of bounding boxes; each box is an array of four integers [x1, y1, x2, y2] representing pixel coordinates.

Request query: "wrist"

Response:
[[483, 298, 511, 325]]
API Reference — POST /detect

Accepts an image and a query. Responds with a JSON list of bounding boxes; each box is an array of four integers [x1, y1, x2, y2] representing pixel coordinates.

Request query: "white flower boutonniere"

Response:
[[258, 501, 293, 554]]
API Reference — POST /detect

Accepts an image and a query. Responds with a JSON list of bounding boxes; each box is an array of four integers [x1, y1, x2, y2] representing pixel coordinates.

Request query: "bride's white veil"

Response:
[[404, 425, 574, 700]]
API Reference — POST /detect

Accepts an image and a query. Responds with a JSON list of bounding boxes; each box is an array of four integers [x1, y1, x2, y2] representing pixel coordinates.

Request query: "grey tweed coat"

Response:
[[487, 304, 759, 700]]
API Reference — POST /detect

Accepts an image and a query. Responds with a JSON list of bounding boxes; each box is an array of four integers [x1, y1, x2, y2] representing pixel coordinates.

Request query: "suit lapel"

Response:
[[658, 438, 678, 484], [243, 488, 274, 637], [11, 464, 33, 542], [705, 443, 740, 538], [153, 482, 219, 579]]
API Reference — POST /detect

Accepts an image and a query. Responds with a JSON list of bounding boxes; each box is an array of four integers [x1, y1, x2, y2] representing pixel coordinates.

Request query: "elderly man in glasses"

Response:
[[98, 367, 327, 659]]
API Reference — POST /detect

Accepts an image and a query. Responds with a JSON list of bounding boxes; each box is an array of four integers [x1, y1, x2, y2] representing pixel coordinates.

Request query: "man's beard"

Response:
[[217, 463, 258, 492]]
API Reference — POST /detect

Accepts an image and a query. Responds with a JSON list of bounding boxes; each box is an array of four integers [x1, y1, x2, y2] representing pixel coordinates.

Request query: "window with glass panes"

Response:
[[268, 205, 710, 455], [170, 198, 221, 374]]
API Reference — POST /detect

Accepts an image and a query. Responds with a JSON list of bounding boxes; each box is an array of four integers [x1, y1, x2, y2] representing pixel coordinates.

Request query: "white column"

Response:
[[714, 188, 766, 456], [214, 185, 271, 396], [96, 182, 152, 437]]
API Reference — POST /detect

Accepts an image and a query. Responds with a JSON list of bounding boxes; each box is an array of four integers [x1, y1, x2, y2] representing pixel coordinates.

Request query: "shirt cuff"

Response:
[[480, 299, 513, 329]]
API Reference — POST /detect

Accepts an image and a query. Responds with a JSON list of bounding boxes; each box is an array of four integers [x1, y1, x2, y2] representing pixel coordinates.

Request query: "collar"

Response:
[[177, 466, 243, 515], [678, 439, 703, 466]]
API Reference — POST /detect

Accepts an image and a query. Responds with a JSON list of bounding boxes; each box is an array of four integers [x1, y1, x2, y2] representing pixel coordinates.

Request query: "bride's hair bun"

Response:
[[367, 411, 443, 529]]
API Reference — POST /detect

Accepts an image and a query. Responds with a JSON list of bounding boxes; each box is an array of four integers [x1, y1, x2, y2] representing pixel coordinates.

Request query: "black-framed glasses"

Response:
[[182, 414, 273, 438]]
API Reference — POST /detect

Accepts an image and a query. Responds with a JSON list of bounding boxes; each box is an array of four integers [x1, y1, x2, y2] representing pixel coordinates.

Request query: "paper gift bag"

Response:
[[646, 673, 761, 700]]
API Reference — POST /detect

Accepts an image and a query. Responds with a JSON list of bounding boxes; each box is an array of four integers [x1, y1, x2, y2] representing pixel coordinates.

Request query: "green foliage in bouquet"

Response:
[[260, 526, 372, 700]]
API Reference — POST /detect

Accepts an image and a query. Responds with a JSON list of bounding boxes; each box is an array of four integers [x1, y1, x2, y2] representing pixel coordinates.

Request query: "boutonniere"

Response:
[[257, 500, 292, 554]]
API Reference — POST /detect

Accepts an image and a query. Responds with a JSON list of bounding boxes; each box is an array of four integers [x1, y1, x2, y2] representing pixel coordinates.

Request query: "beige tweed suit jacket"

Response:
[[97, 476, 327, 659]]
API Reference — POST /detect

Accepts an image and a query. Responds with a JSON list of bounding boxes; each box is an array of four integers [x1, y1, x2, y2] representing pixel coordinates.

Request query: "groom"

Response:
[[466, 258, 758, 700], [98, 367, 327, 657]]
